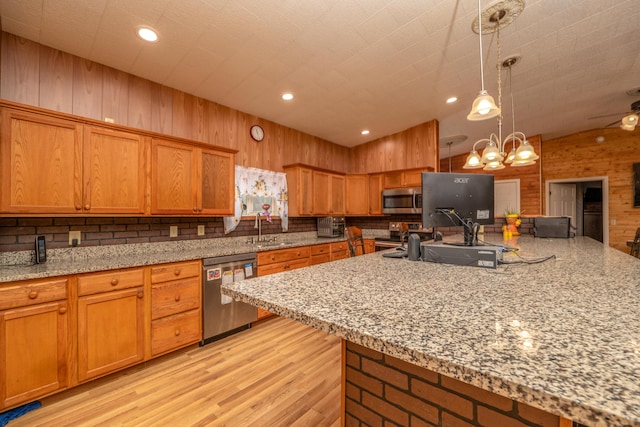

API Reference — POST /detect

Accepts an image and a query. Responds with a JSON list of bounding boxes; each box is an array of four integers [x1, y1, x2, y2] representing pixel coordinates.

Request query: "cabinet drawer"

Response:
[[258, 257, 310, 276], [151, 277, 201, 320], [257, 246, 310, 265], [331, 242, 349, 253], [309, 244, 331, 256], [310, 253, 331, 265], [151, 309, 201, 356], [0, 278, 68, 310], [151, 261, 200, 283], [78, 268, 144, 296]]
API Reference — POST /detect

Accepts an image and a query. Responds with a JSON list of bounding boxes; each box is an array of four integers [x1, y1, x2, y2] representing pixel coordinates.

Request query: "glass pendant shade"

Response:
[[514, 139, 539, 161], [621, 122, 636, 131], [510, 158, 536, 167], [621, 114, 638, 126], [463, 150, 483, 169], [467, 91, 501, 121], [480, 141, 503, 163], [483, 160, 505, 170], [505, 147, 517, 164]]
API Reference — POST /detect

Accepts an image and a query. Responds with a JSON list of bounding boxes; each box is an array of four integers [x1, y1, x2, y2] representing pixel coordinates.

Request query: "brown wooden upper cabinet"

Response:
[[368, 174, 384, 215], [383, 168, 431, 189], [0, 108, 146, 214], [284, 165, 313, 216], [313, 171, 345, 216], [345, 174, 369, 216], [151, 138, 234, 215]]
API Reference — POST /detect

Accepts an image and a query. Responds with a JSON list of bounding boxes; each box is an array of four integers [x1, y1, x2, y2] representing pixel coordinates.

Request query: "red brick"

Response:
[[384, 421, 400, 427], [412, 378, 474, 420], [386, 386, 439, 424], [346, 349, 361, 368], [347, 342, 384, 361], [385, 355, 439, 384], [346, 382, 361, 402], [362, 358, 408, 390], [346, 366, 384, 396], [362, 391, 409, 426], [410, 415, 436, 427], [441, 375, 513, 412], [100, 224, 126, 232], [113, 231, 138, 239], [517, 402, 560, 427], [17, 218, 52, 226], [345, 413, 359, 427], [477, 406, 529, 427], [442, 412, 475, 427], [346, 398, 383, 427]]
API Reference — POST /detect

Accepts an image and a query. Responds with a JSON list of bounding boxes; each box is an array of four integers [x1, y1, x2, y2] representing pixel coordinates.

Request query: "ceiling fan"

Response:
[[589, 100, 640, 131]]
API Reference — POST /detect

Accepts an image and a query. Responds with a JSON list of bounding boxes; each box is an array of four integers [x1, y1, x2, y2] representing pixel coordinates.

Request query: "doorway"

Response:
[[545, 176, 609, 245]]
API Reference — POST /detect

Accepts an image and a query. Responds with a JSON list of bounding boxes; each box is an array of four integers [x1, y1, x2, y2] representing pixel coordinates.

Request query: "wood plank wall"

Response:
[[0, 32, 350, 173], [439, 135, 542, 216], [349, 120, 439, 173], [0, 32, 439, 176], [542, 128, 640, 253]]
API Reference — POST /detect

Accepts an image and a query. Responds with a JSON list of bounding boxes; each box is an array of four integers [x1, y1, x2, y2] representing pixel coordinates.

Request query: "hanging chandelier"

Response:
[[463, 0, 538, 170]]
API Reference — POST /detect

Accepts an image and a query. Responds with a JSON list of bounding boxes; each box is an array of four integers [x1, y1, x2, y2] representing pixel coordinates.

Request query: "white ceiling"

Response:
[[1, 0, 639, 158]]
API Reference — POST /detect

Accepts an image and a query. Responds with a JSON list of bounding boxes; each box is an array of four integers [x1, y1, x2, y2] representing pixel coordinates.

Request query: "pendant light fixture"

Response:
[[464, 0, 537, 170], [467, 0, 500, 121]]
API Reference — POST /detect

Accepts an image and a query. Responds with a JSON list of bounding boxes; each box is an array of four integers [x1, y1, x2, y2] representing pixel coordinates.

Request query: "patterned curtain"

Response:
[[223, 165, 289, 234]]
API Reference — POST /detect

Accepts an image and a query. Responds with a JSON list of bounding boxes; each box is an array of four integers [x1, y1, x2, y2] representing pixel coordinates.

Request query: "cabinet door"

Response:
[[369, 174, 383, 215], [403, 169, 425, 187], [200, 148, 234, 215], [312, 171, 330, 214], [77, 287, 145, 382], [0, 301, 69, 409], [151, 139, 197, 214], [345, 175, 369, 215], [330, 174, 345, 215], [299, 168, 314, 215], [0, 109, 82, 213], [83, 126, 147, 214], [383, 171, 404, 189]]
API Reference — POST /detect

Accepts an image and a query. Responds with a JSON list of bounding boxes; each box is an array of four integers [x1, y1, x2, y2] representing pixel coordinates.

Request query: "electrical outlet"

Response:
[[197, 225, 205, 236], [170, 226, 178, 237], [69, 230, 81, 246]]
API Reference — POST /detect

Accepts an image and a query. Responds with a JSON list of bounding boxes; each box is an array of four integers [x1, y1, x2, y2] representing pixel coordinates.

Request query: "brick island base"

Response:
[[343, 341, 573, 427]]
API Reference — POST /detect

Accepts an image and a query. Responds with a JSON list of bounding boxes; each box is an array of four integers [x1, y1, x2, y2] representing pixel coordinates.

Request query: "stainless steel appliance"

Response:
[[201, 253, 258, 345], [317, 216, 345, 237], [382, 187, 422, 214], [374, 222, 433, 251]]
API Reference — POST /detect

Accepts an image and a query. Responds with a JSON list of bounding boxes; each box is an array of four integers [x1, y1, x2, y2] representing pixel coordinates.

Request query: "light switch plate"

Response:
[[170, 226, 178, 237], [197, 225, 205, 236], [69, 230, 81, 246]]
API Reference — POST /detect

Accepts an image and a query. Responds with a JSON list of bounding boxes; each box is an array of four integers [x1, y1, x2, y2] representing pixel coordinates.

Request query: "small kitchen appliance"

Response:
[[317, 216, 345, 237]]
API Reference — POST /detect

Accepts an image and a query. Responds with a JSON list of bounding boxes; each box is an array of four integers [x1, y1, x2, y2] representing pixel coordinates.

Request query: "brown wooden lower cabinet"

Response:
[[310, 243, 332, 265], [0, 277, 70, 409], [150, 261, 202, 356], [330, 241, 350, 261], [77, 268, 145, 383]]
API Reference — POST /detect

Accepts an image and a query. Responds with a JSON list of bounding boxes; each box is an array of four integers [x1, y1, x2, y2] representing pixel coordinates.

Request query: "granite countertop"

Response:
[[0, 232, 362, 283], [221, 235, 640, 427]]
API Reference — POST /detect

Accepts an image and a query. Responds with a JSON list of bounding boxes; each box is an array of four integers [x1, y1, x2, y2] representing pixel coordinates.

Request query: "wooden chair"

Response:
[[346, 226, 366, 257], [631, 227, 640, 258]]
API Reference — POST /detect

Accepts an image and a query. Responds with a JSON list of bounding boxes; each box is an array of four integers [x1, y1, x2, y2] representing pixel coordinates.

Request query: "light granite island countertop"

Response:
[[221, 235, 640, 426]]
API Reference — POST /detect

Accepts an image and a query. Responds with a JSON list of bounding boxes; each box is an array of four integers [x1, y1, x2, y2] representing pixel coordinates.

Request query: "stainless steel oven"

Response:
[[382, 188, 422, 214]]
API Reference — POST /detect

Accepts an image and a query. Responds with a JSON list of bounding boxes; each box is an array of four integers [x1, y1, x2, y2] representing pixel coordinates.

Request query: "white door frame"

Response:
[[545, 176, 609, 245]]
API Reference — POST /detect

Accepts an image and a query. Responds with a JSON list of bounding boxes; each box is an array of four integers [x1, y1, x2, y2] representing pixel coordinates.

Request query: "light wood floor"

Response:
[[11, 317, 342, 427]]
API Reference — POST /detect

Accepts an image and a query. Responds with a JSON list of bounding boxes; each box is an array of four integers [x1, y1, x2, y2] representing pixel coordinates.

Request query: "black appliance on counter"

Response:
[[374, 222, 433, 251]]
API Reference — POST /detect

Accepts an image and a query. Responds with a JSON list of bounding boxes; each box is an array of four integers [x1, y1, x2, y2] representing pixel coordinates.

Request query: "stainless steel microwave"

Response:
[[382, 188, 422, 214]]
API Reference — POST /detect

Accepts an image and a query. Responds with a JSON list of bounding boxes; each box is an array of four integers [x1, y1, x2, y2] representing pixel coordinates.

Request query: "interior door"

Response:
[[549, 183, 577, 227]]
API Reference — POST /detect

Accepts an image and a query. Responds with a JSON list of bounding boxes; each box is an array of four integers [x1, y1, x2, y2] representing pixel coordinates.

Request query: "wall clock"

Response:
[[250, 125, 264, 142]]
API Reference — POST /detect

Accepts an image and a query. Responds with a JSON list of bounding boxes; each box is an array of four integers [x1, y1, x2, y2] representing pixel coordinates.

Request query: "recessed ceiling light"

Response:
[[361, 130, 370, 135], [136, 26, 158, 43], [282, 93, 294, 101], [446, 97, 458, 104]]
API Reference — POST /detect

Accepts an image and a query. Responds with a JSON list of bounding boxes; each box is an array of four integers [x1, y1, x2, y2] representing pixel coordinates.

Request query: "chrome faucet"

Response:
[[255, 212, 263, 242]]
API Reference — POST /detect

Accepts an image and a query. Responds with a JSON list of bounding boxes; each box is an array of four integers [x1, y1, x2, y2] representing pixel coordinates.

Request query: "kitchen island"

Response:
[[221, 236, 640, 426]]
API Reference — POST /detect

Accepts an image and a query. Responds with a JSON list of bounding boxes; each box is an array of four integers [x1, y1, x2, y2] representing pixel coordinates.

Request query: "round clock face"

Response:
[[250, 125, 264, 142]]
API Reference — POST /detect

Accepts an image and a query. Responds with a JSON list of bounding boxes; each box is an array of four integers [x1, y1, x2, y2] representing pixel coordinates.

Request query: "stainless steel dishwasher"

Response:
[[201, 252, 258, 345]]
